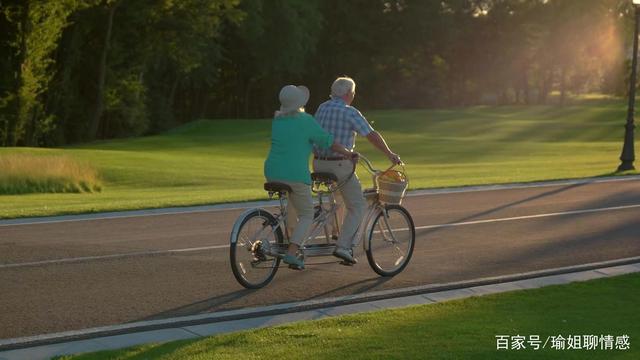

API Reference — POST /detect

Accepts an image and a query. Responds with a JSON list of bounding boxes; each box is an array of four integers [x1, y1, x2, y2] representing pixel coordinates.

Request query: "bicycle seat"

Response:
[[264, 182, 292, 193], [311, 172, 338, 183]]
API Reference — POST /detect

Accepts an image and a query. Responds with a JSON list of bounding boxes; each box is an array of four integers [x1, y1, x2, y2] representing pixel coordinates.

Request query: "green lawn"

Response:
[[58, 273, 640, 359], [1, 97, 637, 219]]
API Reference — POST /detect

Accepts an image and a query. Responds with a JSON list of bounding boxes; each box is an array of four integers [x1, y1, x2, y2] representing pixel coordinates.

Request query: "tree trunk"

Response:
[[539, 69, 553, 105], [88, 1, 118, 140], [559, 67, 567, 106], [523, 70, 530, 105], [168, 76, 179, 108], [9, 1, 29, 146], [244, 79, 254, 118]]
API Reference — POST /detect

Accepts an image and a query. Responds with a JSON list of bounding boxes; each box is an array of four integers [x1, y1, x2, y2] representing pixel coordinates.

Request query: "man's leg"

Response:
[[313, 159, 366, 250], [335, 172, 366, 250], [329, 187, 344, 239]]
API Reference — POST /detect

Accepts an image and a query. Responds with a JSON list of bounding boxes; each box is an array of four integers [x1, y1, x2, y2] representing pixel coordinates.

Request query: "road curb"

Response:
[[2, 174, 639, 226], [1, 255, 639, 355]]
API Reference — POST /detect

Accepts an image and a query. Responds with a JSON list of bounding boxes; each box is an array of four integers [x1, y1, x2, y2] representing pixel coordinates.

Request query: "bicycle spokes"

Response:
[[366, 206, 415, 276], [230, 210, 283, 288]]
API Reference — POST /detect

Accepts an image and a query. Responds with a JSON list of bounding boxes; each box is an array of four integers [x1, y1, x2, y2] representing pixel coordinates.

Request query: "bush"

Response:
[[0, 154, 102, 195]]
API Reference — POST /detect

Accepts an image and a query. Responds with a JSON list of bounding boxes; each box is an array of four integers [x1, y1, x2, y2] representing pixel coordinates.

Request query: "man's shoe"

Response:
[[333, 247, 357, 265], [282, 254, 305, 270]]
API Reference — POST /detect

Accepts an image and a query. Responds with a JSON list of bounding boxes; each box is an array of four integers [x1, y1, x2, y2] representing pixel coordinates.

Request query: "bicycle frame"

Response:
[[230, 186, 343, 258]]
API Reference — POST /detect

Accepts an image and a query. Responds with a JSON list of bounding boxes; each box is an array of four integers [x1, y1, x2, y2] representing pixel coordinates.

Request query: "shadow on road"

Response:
[[305, 276, 393, 301], [136, 184, 640, 325], [136, 275, 393, 323], [418, 193, 640, 284], [416, 182, 588, 238], [137, 288, 254, 321]]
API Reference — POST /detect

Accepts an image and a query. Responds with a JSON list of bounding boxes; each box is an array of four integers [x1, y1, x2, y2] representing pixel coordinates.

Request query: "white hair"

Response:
[[274, 107, 304, 117], [330, 77, 356, 98]]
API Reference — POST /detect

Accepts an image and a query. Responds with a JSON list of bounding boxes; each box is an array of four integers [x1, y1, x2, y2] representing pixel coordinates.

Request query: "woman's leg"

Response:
[[284, 182, 313, 257], [264, 180, 312, 269], [285, 199, 298, 243]]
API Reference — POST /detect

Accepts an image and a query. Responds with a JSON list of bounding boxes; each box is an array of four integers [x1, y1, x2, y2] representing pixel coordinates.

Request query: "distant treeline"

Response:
[[0, 0, 635, 146]]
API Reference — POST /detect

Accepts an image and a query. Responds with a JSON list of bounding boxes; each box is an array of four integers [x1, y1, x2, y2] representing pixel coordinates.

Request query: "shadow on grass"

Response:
[[55, 338, 200, 360]]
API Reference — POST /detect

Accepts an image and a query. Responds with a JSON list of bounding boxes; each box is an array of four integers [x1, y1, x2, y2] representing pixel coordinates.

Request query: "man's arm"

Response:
[[366, 131, 401, 164]]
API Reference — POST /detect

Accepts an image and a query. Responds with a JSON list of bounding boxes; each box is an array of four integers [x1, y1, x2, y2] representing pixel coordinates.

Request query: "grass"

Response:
[[57, 273, 640, 359], [0, 96, 638, 218], [0, 154, 102, 195]]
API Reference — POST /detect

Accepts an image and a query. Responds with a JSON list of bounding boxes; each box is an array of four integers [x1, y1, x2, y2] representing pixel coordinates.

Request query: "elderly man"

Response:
[[313, 76, 401, 264]]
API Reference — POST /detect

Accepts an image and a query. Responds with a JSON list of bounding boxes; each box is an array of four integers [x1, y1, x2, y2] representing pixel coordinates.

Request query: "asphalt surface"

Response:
[[1, 178, 639, 340]]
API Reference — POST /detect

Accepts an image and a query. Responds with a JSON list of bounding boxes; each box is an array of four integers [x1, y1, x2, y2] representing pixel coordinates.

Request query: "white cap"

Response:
[[279, 85, 310, 113]]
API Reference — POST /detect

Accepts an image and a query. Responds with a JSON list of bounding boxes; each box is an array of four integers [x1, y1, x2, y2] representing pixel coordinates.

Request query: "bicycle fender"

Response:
[[229, 208, 271, 244], [361, 207, 383, 251]]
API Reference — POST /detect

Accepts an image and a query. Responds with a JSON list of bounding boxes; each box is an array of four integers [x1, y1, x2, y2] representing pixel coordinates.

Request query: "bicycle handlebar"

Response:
[[358, 155, 378, 175], [312, 154, 406, 194], [358, 154, 404, 175]]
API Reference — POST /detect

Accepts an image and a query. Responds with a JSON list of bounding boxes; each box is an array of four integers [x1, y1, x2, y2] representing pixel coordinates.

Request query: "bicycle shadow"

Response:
[[136, 275, 393, 323], [136, 288, 253, 321], [136, 182, 591, 323], [304, 276, 394, 301]]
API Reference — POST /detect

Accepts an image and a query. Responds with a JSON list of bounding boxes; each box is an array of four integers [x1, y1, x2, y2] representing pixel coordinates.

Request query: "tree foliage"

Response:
[[0, 0, 636, 146]]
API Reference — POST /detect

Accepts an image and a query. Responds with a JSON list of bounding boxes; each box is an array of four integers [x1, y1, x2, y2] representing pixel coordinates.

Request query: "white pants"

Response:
[[313, 159, 366, 249]]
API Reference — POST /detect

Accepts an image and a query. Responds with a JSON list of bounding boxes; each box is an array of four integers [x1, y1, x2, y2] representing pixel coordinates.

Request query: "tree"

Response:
[[87, 0, 118, 140], [0, 0, 636, 147]]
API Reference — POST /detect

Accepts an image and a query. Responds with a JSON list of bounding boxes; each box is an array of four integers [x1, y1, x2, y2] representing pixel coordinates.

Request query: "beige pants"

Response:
[[313, 159, 366, 249], [267, 180, 313, 246]]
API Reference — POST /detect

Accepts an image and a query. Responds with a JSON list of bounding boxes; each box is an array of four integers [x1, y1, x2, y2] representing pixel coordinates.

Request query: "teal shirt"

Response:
[[264, 112, 334, 185]]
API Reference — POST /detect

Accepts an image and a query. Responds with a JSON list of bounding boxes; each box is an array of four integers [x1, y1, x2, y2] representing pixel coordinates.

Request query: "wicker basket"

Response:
[[377, 169, 408, 205]]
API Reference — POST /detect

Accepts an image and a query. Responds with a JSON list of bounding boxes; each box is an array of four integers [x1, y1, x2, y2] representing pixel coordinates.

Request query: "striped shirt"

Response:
[[313, 98, 374, 157]]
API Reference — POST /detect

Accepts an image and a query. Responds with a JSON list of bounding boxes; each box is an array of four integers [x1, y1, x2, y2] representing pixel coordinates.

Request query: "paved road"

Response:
[[1, 178, 639, 339]]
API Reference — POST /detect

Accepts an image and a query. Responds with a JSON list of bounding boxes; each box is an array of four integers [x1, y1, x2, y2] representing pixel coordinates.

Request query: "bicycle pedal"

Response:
[[252, 254, 267, 262]]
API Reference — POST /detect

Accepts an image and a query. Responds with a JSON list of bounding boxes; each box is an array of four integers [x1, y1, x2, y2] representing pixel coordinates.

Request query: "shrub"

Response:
[[0, 154, 102, 195]]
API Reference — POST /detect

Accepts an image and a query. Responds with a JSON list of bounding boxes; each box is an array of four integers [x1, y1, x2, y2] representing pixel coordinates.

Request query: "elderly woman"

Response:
[[264, 85, 355, 270]]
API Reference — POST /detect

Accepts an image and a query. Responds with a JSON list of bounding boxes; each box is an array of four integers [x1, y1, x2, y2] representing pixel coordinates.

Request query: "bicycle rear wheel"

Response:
[[365, 205, 415, 276], [230, 209, 283, 289]]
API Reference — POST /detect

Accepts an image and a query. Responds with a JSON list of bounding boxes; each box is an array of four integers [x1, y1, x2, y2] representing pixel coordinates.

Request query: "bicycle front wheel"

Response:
[[230, 209, 283, 289], [366, 205, 415, 276]]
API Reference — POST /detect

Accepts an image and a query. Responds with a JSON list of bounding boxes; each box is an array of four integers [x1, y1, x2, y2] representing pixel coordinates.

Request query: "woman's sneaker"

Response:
[[333, 247, 357, 265], [282, 254, 305, 270]]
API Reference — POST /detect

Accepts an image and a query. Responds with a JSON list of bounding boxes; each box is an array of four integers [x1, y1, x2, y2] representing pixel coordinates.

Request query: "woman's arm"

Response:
[[306, 114, 357, 159]]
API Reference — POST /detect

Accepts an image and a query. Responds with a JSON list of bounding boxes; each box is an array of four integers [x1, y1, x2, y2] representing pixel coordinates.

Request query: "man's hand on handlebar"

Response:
[[388, 152, 402, 165], [350, 151, 360, 162]]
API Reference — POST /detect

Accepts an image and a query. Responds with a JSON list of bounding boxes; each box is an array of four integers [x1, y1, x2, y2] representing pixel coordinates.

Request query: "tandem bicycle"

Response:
[[229, 155, 415, 289]]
